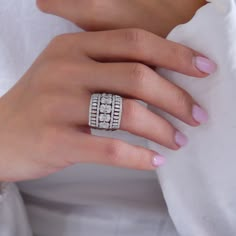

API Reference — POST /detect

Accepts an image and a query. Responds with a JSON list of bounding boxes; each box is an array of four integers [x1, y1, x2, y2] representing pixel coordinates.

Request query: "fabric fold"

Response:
[[149, 1, 236, 235]]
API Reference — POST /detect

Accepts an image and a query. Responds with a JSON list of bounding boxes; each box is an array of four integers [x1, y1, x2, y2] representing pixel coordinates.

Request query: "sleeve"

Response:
[[0, 183, 32, 236]]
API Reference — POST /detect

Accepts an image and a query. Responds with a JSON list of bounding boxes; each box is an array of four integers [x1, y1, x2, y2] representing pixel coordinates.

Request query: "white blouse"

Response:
[[1, 0, 236, 236]]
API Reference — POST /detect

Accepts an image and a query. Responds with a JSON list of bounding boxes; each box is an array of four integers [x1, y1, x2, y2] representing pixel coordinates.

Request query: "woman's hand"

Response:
[[36, 0, 206, 37], [0, 29, 216, 182]]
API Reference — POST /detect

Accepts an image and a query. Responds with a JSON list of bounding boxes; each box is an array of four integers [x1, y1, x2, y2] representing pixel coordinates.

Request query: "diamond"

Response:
[[100, 104, 112, 113], [99, 122, 109, 129], [99, 114, 111, 122], [101, 97, 112, 104]]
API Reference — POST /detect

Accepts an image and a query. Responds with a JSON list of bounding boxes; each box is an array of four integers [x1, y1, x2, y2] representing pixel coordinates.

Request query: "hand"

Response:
[[36, 0, 206, 37], [0, 29, 216, 182]]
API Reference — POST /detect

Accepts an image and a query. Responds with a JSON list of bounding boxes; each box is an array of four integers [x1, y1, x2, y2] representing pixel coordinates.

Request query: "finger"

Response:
[[71, 94, 188, 150], [83, 62, 207, 126], [69, 132, 165, 170], [75, 96, 187, 150], [74, 29, 217, 77], [120, 99, 188, 150]]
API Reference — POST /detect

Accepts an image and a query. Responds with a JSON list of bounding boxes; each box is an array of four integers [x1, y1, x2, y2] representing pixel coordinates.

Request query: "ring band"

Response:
[[89, 93, 123, 130]]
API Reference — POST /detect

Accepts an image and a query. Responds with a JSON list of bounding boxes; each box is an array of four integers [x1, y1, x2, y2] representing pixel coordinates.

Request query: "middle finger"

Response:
[[85, 62, 208, 126]]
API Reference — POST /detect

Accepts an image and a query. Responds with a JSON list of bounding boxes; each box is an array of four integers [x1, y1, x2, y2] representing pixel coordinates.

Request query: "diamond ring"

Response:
[[89, 93, 123, 130]]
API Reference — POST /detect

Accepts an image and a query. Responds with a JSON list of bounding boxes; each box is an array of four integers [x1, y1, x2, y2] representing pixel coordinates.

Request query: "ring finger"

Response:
[[76, 94, 187, 150]]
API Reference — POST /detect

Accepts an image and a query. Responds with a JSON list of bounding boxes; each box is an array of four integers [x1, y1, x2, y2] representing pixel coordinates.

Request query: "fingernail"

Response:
[[175, 131, 188, 147], [152, 155, 165, 167], [192, 105, 209, 124], [194, 56, 217, 74]]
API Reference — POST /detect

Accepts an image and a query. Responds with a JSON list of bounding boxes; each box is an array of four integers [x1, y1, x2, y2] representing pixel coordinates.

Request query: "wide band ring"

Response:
[[89, 93, 123, 130]]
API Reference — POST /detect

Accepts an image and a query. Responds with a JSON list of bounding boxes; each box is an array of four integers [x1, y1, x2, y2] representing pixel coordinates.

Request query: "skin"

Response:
[[36, 0, 207, 37], [0, 29, 215, 182], [0, 1, 213, 182]]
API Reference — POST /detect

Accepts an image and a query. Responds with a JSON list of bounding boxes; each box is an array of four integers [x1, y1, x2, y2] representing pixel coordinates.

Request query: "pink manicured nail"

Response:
[[175, 131, 188, 147], [194, 56, 217, 74], [152, 155, 165, 167], [192, 105, 209, 124]]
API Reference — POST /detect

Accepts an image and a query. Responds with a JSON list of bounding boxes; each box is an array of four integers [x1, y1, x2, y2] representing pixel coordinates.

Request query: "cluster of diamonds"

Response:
[[89, 93, 122, 130]]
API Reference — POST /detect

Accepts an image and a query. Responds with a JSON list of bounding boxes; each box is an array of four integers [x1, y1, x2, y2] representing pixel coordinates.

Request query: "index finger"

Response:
[[74, 28, 217, 77]]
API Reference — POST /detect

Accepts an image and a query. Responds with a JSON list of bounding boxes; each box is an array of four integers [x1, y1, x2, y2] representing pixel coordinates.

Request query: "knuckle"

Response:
[[49, 33, 83, 57], [50, 34, 70, 46], [122, 28, 148, 56], [105, 140, 124, 163], [129, 63, 149, 93], [50, 33, 78, 50], [123, 28, 146, 44], [174, 89, 192, 108]]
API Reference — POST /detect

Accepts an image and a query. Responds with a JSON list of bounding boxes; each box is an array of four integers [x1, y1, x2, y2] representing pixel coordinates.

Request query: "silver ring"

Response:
[[89, 93, 123, 130]]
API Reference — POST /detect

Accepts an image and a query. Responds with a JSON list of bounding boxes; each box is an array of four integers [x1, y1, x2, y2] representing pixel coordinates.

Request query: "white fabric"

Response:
[[0, 183, 31, 236], [149, 0, 236, 235], [0, 0, 236, 236]]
